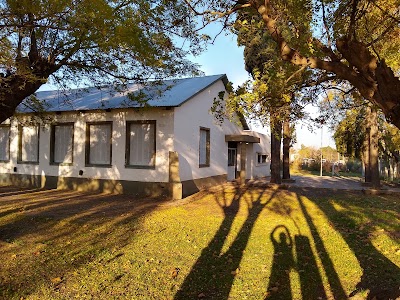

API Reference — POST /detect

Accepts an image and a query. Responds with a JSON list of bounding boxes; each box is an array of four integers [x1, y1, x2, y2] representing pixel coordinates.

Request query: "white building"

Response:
[[0, 74, 270, 199]]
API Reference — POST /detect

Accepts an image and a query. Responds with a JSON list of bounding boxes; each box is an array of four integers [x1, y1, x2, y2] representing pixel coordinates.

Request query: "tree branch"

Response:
[[183, 0, 251, 19]]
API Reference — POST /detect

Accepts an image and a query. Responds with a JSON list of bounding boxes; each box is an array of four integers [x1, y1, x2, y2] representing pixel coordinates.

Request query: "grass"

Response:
[[291, 165, 363, 179], [0, 184, 399, 299]]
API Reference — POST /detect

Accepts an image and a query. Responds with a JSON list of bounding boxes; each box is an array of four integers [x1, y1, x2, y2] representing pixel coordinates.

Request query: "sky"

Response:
[[187, 26, 336, 149], [38, 24, 336, 149]]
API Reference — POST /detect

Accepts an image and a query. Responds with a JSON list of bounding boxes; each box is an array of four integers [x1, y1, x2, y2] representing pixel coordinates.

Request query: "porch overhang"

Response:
[[225, 134, 260, 143]]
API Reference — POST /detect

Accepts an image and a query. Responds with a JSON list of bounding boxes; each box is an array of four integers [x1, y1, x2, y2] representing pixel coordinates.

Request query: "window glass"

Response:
[[228, 148, 236, 166], [87, 123, 112, 165], [20, 126, 39, 163], [0, 126, 10, 161], [53, 124, 74, 164], [257, 153, 268, 164], [199, 128, 210, 166], [128, 122, 155, 167]]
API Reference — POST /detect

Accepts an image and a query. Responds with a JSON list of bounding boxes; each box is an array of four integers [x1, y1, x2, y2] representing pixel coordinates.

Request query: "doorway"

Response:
[[227, 142, 237, 181]]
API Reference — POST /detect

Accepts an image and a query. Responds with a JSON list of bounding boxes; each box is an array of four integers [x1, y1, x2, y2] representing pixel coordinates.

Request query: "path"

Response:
[[287, 175, 400, 193]]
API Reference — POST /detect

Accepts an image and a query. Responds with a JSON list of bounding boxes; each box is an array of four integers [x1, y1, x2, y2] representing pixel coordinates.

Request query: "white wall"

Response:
[[173, 79, 243, 181], [0, 109, 174, 183], [246, 130, 271, 179]]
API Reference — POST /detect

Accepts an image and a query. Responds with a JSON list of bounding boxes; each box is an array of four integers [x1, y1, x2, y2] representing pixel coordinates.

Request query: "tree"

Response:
[[333, 105, 381, 187], [282, 119, 291, 180], [184, 0, 400, 129], [0, 0, 202, 123], [229, 7, 310, 183]]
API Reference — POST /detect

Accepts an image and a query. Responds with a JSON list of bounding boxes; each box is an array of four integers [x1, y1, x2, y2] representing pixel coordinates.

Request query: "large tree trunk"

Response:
[[270, 116, 282, 184], [282, 119, 291, 180], [0, 78, 45, 122], [363, 106, 380, 188], [363, 128, 371, 183], [369, 107, 380, 188], [0, 25, 56, 123]]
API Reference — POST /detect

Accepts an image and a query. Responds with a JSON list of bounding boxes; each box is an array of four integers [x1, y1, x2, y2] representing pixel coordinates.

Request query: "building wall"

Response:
[[245, 131, 271, 179], [173, 79, 243, 182], [0, 109, 175, 191]]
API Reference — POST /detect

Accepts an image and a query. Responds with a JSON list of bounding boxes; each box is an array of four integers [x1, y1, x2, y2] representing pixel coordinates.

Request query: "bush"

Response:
[[346, 159, 362, 173]]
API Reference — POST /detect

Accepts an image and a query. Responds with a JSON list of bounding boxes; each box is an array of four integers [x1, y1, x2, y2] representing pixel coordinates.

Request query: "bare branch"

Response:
[[348, 0, 359, 39], [183, 0, 251, 19], [321, 0, 333, 49], [285, 65, 307, 84]]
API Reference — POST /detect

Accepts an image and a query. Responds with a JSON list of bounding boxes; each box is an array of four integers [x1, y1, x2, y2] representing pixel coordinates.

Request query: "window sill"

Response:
[[85, 163, 112, 168], [17, 161, 39, 165], [50, 162, 74, 166], [125, 165, 156, 170], [199, 164, 210, 168]]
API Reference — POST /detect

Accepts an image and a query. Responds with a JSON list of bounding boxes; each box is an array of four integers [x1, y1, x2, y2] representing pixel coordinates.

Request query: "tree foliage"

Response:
[[0, 0, 202, 122], [184, 0, 400, 129], [334, 108, 366, 159]]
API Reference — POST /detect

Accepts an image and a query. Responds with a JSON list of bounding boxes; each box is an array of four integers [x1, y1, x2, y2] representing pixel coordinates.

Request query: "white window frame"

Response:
[[125, 120, 156, 169], [50, 123, 74, 165], [85, 122, 113, 167]]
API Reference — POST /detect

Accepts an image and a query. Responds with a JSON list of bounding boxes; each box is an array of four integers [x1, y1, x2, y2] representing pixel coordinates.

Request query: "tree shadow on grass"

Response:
[[174, 183, 278, 299], [294, 188, 400, 300], [294, 234, 327, 300], [296, 194, 347, 300], [0, 188, 163, 298]]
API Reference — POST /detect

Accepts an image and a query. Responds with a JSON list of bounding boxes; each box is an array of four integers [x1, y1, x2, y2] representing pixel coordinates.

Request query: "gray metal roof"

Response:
[[18, 74, 227, 113]]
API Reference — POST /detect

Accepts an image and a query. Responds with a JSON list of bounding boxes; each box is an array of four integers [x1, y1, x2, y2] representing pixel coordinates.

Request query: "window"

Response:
[[228, 148, 236, 166], [257, 153, 269, 165], [126, 121, 156, 168], [0, 125, 10, 162], [18, 125, 40, 164], [199, 127, 210, 167], [51, 123, 74, 165], [86, 122, 112, 166]]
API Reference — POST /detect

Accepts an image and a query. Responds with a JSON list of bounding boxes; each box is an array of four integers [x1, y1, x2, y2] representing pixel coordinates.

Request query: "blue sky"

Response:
[[39, 24, 335, 149], [188, 27, 336, 149]]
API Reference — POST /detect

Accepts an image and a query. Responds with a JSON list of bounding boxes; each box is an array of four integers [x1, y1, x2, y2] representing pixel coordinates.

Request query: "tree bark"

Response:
[[363, 128, 371, 183], [270, 115, 282, 184], [363, 106, 380, 188], [282, 119, 291, 180], [369, 107, 381, 188], [0, 56, 56, 123]]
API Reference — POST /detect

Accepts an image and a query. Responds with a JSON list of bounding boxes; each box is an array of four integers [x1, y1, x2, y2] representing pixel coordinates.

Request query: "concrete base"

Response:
[[181, 174, 227, 198], [0, 173, 228, 199]]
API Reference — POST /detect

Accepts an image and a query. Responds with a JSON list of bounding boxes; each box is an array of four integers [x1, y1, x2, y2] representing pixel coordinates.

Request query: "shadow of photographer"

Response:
[[266, 225, 327, 299]]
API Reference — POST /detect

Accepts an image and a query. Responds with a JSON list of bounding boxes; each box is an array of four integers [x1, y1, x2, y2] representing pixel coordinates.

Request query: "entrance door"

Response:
[[227, 147, 237, 181]]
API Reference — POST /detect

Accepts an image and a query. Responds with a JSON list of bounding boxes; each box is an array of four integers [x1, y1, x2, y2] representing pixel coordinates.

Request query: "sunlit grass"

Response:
[[0, 185, 399, 299]]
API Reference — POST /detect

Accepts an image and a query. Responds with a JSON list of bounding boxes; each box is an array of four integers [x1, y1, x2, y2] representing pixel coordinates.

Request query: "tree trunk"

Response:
[[282, 119, 291, 180], [363, 127, 371, 183], [0, 46, 56, 123], [0, 79, 45, 123], [363, 106, 380, 188], [369, 107, 380, 188], [270, 116, 282, 184]]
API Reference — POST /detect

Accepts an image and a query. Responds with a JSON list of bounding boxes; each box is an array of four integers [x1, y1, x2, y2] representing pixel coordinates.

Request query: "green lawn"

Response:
[[0, 184, 399, 299]]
